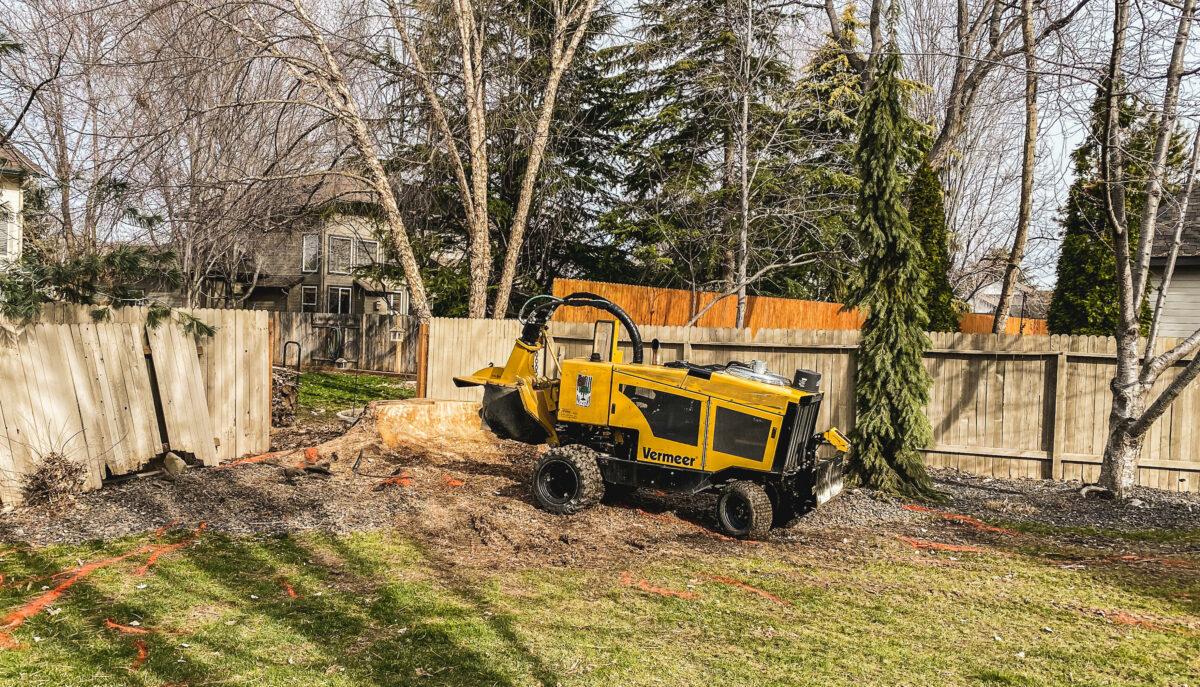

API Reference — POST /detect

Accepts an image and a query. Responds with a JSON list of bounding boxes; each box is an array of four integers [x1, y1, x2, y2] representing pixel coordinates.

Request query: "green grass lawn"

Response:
[[298, 371, 414, 413], [1, 528, 1197, 686]]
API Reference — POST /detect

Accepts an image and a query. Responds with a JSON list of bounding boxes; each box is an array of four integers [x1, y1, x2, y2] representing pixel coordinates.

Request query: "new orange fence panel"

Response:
[[551, 278, 867, 330], [551, 278, 1048, 335]]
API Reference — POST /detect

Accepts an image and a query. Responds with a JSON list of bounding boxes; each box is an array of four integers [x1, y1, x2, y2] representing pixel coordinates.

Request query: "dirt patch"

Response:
[[2, 403, 1199, 576]]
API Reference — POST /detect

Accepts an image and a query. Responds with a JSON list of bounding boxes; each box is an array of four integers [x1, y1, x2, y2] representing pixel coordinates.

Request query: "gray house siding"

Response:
[[1152, 266, 1200, 338]]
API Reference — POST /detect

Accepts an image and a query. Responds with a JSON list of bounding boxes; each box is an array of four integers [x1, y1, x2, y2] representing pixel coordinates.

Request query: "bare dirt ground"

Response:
[[2, 409, 1199, 573]]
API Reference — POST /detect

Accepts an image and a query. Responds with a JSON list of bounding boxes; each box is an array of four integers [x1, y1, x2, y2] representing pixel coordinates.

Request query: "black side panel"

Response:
[[773, 393, 824, 474], [711, 406, 772, 461], [618, 384, 702, 445]]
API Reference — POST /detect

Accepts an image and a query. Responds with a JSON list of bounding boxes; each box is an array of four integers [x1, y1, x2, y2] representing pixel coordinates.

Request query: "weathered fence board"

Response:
[[422, 317, 1200, 493], [0, 306, 271, 505]]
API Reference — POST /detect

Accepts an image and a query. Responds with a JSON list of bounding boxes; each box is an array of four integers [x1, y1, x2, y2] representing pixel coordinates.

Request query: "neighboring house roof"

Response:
[[1154, 184, 1200, 266], [0, 142, 47, 177]]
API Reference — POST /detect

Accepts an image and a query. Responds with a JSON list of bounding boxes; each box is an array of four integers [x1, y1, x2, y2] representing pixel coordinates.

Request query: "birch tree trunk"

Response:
[[1096, 0, 1195, 498], [490, 0, 600, 318], [992, 0, 1038, 334]]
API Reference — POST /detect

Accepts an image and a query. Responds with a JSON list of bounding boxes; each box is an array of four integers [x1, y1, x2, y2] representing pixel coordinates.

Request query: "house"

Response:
[[1151, 189, 1200, 337], [234, 177, 409, 316], [0, 143, 45, 267]]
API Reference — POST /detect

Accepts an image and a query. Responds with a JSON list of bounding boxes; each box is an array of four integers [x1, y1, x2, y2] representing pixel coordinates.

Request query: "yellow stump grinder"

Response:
[[455, 292, 849, 539]]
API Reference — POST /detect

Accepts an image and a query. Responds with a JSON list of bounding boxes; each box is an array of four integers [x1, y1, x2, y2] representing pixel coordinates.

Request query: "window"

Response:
[[301, 286, 318, 313], [0, 204, 12, 258], [301, 234, 320, 272], [619, 385, 701, 445], [328, 236, 352, 274], [328, 286, 352, 314], [712, 406, 772, 461], [356, 239, 379, 267]]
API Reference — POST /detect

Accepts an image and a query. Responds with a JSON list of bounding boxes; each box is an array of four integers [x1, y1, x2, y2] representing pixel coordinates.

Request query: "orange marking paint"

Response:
[[135, 523, 207, 576], [1110, 611, 1162, 630], [378, 471, 412, 489], [619, 571, 698, 600], [219, 448, 304, 469], [105, 619, 150, 635], [0, 545, 156, 648], [896, 535, 984, 553], [131, 639, 148, 670], [281, 580, 298, 599], [709, 575, 788, 605], [901, 504, 1015, 535], [442, 475, 465, 488], [153, 520, 181, 537]]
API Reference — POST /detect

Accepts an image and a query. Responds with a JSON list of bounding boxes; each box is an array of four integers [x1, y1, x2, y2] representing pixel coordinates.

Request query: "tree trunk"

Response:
[[1098, 382, 1146, 498], [734, 0, 752, 330], [490, 0, 600, 318], [992, 0, 1037, 334]]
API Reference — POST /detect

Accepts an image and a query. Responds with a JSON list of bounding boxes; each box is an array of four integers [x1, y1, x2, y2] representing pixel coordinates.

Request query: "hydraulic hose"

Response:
[[518, 292, 644, 364]]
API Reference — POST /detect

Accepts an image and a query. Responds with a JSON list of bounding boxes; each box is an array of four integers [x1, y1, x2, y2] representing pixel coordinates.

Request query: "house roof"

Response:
[[0, 143, 46, 177], [1154, 184, 1200, 264]]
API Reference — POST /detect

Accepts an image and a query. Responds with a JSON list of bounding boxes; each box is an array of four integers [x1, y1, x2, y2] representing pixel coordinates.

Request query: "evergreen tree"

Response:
[[845, 41, 934, 497], [1047, 92, 1186, 335], [907, 161, 959, 332]]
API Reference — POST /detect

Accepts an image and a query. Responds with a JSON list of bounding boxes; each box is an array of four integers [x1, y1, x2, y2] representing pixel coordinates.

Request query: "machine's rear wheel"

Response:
[[532, 445, 604, 515], [717, 481, 773, 540]]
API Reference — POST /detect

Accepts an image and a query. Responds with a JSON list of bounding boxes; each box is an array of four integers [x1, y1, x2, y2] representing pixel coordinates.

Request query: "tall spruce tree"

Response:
[[907, 161, 959, 332], [845, 40, 935, 496], [1047, 93, 1186, 335]]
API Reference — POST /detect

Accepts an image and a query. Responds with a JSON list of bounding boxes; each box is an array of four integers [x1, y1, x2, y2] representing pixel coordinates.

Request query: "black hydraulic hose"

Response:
[[518, 292, 644, 364]]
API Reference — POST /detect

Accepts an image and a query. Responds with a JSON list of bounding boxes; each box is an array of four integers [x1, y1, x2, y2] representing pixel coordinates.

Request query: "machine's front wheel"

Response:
[[716, 481, 774, 539], [531, 445, 605, 515]]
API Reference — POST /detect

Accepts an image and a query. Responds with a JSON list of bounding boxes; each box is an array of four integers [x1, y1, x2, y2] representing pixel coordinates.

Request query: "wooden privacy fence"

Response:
[[270, 312, 419, 375], [0, 305, 271, 505], [424, 317, 1200, 493], [551, 278, 1048, 335]]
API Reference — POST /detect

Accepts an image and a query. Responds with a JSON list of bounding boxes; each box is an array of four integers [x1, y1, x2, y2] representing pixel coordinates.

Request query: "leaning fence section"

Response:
[[0, 305, 271, 506], [421, 317, 1200, 493]]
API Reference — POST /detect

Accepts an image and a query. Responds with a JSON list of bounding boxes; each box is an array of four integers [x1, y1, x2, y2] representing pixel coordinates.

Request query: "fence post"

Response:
[[1048, 351, 1068, 480], [416, 320, 430, 398]]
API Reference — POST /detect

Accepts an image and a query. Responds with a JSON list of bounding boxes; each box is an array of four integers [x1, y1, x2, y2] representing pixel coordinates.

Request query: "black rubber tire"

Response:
[[716, 481, 774, 540], [531, 445, 605, 515]]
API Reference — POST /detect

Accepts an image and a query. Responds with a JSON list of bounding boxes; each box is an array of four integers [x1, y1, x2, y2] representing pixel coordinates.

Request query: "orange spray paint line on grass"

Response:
[[152, 520, 181, 537], [105, 619, 150, 635], [619, 571, 698, 600], [901, 505, 1015, 535], [280, 579, 299, 599], [709, 575, 788, 605], [0, 544, 156, 648], [135, 523, 207, 576], [442, 475, 465, 488], [131, 639, 149, 670], [896, 535, 984, 553]]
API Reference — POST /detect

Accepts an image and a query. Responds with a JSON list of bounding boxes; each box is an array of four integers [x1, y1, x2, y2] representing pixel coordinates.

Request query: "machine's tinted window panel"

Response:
[[619, 385, 700, 445], [713, 406, 772, 461]]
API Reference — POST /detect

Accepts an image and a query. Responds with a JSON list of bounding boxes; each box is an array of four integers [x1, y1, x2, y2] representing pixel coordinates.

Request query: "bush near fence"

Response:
[[551, 278, 1048, 335], [0, 305, 271, 505], [423, 317, 1199, 493]]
